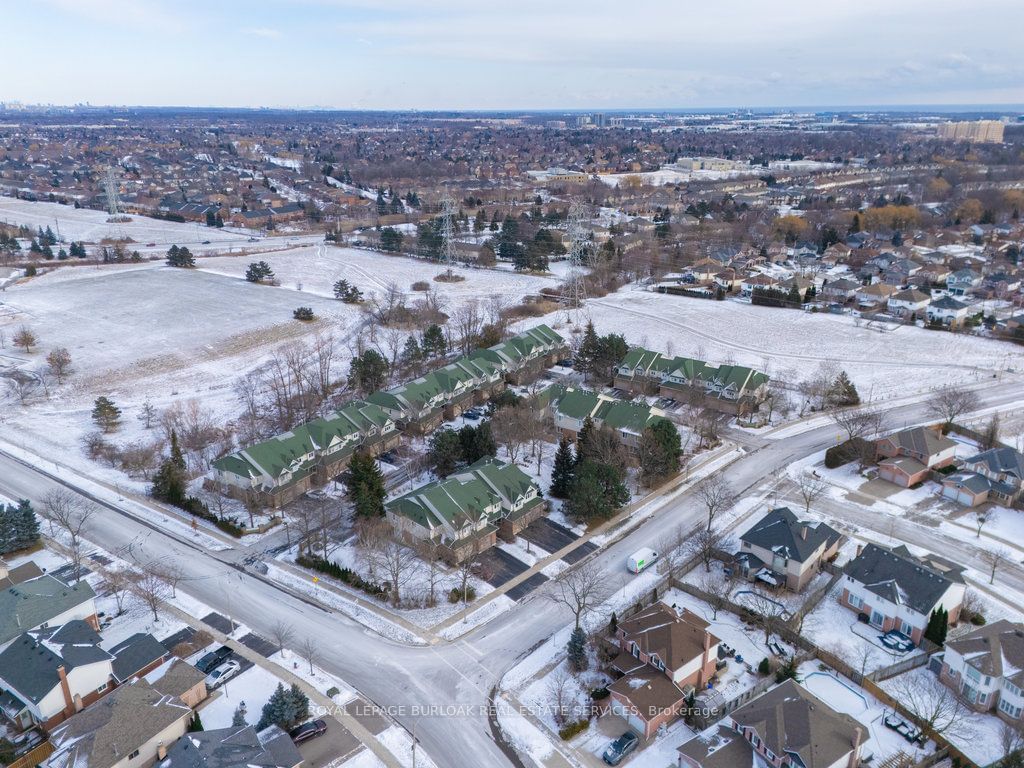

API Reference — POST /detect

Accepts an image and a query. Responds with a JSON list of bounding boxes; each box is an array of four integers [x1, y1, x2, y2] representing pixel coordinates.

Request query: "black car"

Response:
[[602, 732, 639, 765], [289, 719, 328, 744], [195, 645, 233, 673]]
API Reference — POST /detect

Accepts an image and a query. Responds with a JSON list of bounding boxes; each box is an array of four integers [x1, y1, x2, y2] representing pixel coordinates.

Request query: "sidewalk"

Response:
[[163, 602, 406, 768], [431, 442, 743, 636]]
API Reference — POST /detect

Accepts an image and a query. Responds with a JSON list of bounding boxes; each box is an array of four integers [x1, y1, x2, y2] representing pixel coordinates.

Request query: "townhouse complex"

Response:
[[543, 385, 670, 459], [613, 347, 770, 415], [209, 325, 566, 507], [385, 458, 544, 563]]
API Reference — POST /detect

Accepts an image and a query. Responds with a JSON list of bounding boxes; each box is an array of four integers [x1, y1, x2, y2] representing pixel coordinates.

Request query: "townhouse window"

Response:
[[128, 750, 140, 760], [1006, 681, 1021, 697], [96, 683, 108, 693], [848, 593, 863, 610], [967, 666, 981, 683]]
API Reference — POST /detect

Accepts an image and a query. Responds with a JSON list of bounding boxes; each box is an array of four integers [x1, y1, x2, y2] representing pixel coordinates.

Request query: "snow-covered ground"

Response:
[[195, 244, 560, 309], [583, 290, 1024, 400], [0, 197, 244, 247]]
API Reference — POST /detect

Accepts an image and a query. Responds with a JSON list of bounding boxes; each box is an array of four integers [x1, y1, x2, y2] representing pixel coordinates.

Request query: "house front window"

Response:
[[1000, 699, 1023, 718], [848, 593, 864, 610]]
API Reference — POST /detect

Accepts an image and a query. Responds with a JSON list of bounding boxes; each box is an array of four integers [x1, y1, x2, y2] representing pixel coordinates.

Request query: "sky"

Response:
[[5, 0, 1023, 110]]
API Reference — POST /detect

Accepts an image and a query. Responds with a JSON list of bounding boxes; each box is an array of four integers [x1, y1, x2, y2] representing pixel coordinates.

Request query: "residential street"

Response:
[[2, 378, 1023, 767]]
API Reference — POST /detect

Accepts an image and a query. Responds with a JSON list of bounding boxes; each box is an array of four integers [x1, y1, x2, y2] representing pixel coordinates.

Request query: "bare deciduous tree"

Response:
[[984, 546, 1011, 584], [299, 635, 319, 674], [270, 620, 294, 655], [743, 587, 788, 644], [99, 567, 131, 616], [547, 669, 575, 727], [926, 385, 980, 431], [360, 522, 419, 607], [828, 406, 883, 443], [42, 490, 95, 582], [686, 526, 726, 572], [697, 570, 733, 620], [546, 560, 608, 630], [131, 567, 170, 622], [796, 472, 828, 514], [46, 347, 72, 383], [695, 475, 736, 532], [490, 404, 534, 464], [890, 671, 967, 737]]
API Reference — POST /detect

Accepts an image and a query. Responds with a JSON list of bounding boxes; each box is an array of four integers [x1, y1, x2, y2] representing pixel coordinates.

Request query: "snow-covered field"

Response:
[[0, 197, 244, 247], [195, 244, 560, 308], [584, 290, 1024, 399]]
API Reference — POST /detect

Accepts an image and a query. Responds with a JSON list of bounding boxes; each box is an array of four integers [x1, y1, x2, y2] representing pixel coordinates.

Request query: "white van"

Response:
[[626, 548, 658, 574]]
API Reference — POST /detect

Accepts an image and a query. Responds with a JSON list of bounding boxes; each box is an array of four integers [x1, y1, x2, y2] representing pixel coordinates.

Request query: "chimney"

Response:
[[848, 727, 863, 767], [700, 631, 713, 686], [855, 543, 863, 557], [157, 743, 168, 761], [800, 526, 808, 541], [57, 666, 74, 714], [0, 559, 9, 580]]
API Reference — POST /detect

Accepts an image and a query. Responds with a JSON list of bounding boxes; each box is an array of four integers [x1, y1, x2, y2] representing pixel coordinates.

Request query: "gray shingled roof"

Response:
[[729, 680, 865, 768], [0, 574, 96, 646], [108, 632, 169, 683], [160, 725, 302, 768], [844, 544, 964, 615], [966, 447, 1024, 482], [739, 508, 843, 564], [0, 630, 112, 704]]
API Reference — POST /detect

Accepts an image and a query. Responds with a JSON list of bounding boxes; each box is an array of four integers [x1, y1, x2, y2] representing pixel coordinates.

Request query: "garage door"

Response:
[[879, 466, 896, 484], [626, 710, 646, 736], [942, 485, 972, 505]]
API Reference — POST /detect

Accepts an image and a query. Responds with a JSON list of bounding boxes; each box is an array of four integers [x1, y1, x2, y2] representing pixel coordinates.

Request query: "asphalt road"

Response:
[[2, 378, 1023, 768]]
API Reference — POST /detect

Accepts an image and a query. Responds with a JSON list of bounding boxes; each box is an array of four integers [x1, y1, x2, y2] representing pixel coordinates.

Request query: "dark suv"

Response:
[[195, 645, 233, 673], [289, 719, 328, 743], [602, 732, 639, 765]]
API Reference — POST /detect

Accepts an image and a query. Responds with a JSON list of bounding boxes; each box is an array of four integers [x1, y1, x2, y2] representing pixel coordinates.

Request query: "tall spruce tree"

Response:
[[549, 438, 575, 499], [347, 451, 386, 518], [567, 626, 588, 672]]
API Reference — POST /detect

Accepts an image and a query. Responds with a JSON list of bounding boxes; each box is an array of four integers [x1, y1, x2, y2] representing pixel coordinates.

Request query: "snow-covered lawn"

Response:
[[0, 197, 243, 247], [196, 244, 559, 310], [199, 663, 285, 729], [583, 290, 1024, 400], [878, 667, 1005, 767]]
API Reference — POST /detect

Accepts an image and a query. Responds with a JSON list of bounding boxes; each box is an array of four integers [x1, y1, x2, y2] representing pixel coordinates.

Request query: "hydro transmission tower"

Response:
[[563, 200, 591, 325], [439, 194, 459, 276], [104, 166, 130, 223]]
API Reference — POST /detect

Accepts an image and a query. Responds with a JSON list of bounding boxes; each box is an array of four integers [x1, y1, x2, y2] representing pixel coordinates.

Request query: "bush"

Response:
[[411, 280, 430, 291], [590, 687, 610, 700], [824, 437, 870, 469], [558, 719, 589, 741], [293, 306, 315, 321], [326, 686, 340, 698], [970, 613, 987, 626], [296, 554, 389, 598], [758, 657, 771, 675], [448, 585, 477, 603]]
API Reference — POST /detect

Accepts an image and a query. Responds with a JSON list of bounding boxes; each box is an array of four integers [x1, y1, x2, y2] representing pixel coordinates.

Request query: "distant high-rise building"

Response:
[[937, 120, 1004, 143]]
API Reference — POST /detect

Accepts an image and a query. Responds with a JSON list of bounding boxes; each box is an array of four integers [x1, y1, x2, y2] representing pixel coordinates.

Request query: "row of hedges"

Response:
[[824, 437, 871, 468], [295, 554, 389, 599], [557, 719, 589, 740]]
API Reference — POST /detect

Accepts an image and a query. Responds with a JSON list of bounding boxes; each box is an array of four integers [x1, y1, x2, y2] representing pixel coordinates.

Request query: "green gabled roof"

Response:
[[212, 452, 257, 478], [618, 347, 769, 397], [464, 458, 538, 505], [367, 390, 405, 412], [306, 411, 360, 450], [240, 426, 316, 480], [601, 401, 666, 434], [553, 387, 601, 420]]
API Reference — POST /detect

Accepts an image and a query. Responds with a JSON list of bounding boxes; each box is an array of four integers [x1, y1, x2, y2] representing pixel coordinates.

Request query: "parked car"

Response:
[[195, 645, 233, 673], [201, 239, 211, 244], [626, 548, 658, 574], [289, 719, 328, 744], [204, 659, 241, 689], [602, 732, 639, 765]]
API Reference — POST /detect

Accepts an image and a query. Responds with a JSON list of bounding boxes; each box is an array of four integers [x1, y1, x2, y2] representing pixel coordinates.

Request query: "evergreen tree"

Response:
[[575, 417, 596, 465], [91, 396, 122, 433], [829, 371, 860, 406], [428, 428, 463, 478], [257, 683, 308, 731], [576, 322, 600, 379], [245, 261, 275, 283], [473, 209, 486, 232], [567, 626, 588, 672], [152, 430, 188, 506], [549, 438, 576, 499], [346, 451, 386, 518], [786, 284, 802, 307], [421, 324, 447, 357], [349, 349, 389, 394], [0, 499, 41, 555], [188, 712, 204, 732], [565, 460, 629, 522], [608, 611, 618, 634], [380, 227, 403, 252], [639, 419, 682, 482], [231, 705, 247, 727], [925, 606, 949, 646], [400, 336, 422, 368]]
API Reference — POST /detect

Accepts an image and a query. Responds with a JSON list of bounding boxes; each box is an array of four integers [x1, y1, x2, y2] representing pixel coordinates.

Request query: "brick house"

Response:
[[545, 386, 670, 460], [735, 507, 844, 592], [839, 544, 966, 645], [0, 574, 99, 651], [608, 603, 719, 738], [874, 426, 957, 487], [942, 447, 1024, 507], [678, 680, 865, 768]]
